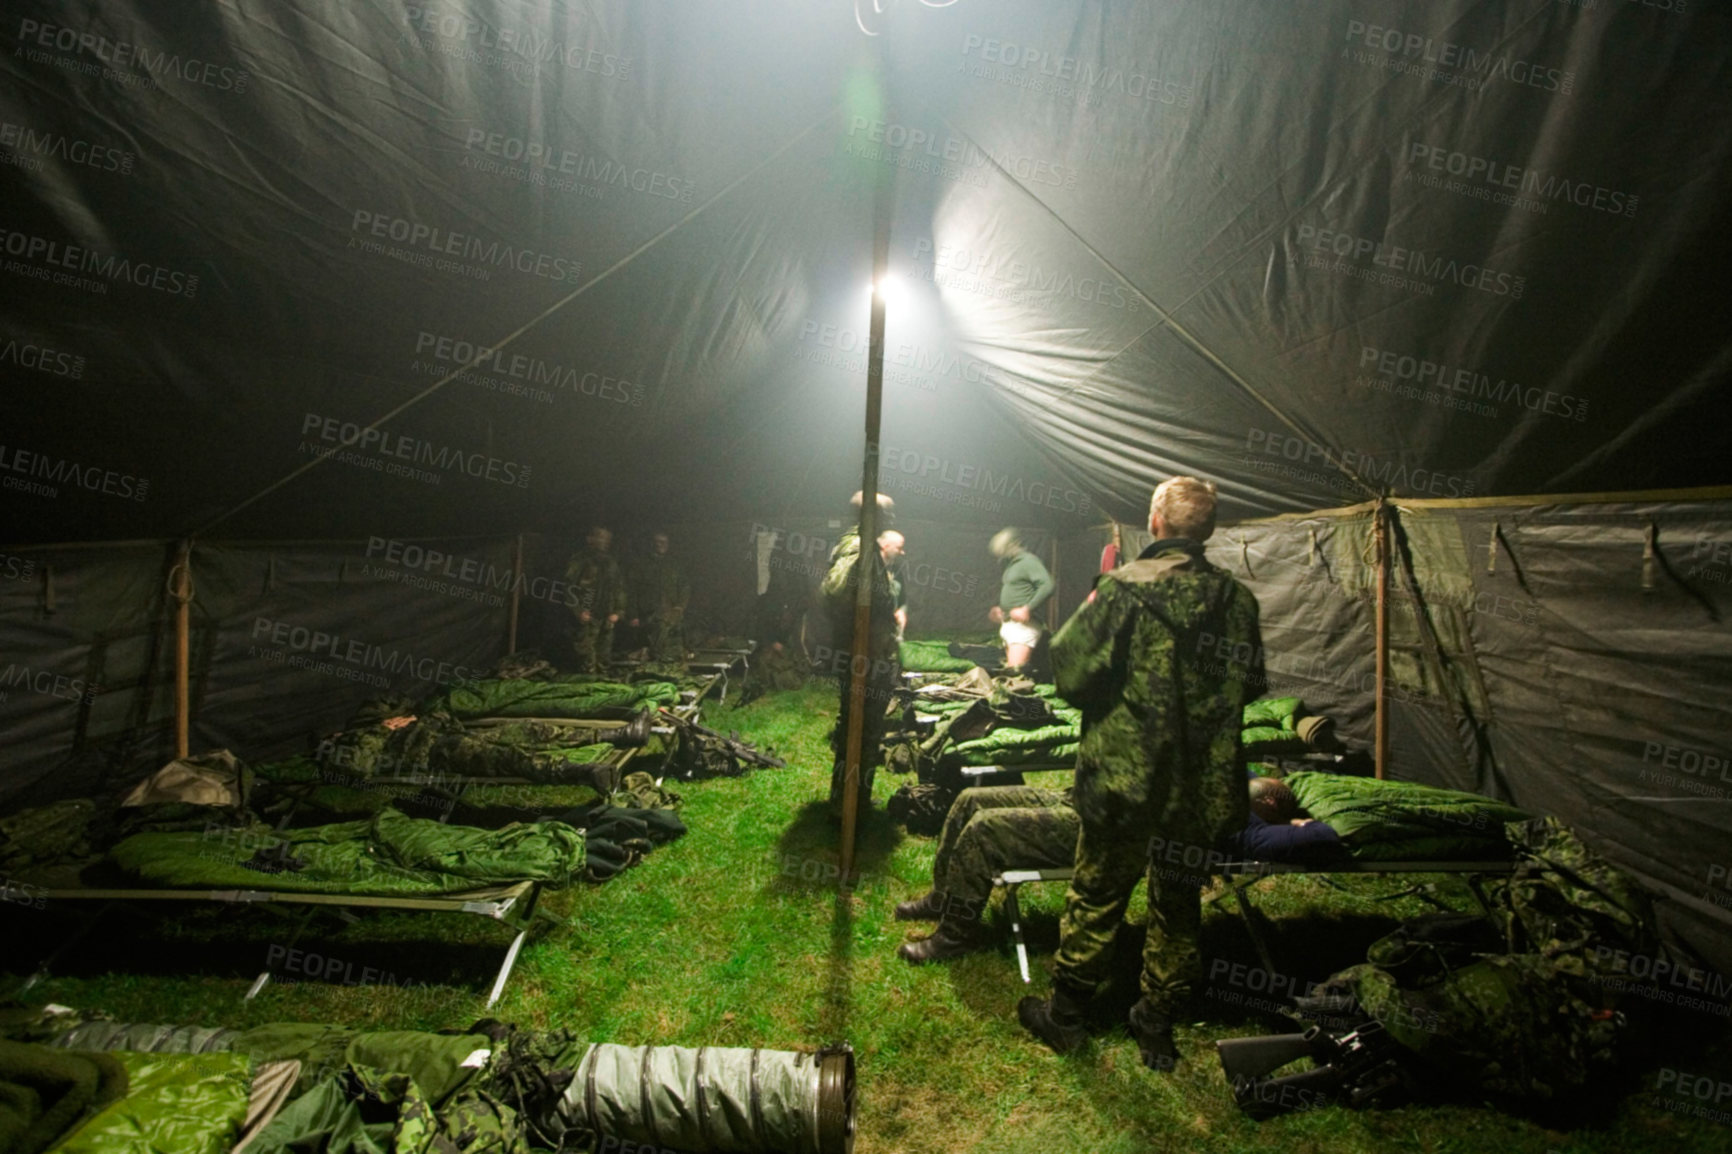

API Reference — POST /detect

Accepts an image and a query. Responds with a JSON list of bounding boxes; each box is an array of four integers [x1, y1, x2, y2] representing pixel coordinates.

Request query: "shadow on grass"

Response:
[[767, 799, 907, 1041], [769, 799, 904, 896]]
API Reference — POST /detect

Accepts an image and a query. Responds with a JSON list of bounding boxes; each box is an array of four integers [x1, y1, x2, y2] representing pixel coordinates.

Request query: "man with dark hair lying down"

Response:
[[897, 776, 1342, 964]]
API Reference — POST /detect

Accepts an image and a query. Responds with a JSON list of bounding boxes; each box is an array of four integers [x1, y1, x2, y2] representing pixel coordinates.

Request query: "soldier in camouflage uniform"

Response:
[[565, 527, 627, 673], [896, 784, 1078, 963], [1019, 477, 1263, 1071], [819, 494, 901, 817], [628, 531, 691, 663]]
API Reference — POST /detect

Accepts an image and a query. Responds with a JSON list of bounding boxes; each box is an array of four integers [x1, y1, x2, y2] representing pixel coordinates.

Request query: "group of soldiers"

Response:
[[822, 478, 1264, 1072], [817, 496, 1060, 818], [565, 527, 691, 671]]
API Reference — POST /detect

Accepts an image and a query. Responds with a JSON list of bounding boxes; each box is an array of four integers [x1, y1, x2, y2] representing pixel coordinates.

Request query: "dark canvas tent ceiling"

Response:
[[3, 0, 1729, 544]]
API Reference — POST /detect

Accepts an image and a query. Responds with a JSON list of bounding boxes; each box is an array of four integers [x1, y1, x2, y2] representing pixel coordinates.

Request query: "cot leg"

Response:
[[23, 900, 115, 990], [1003, 884, 1031, 984], [1230, 880, 1280, 976], [487, 930, 529, 1009], [247, 905, 321, 1002]]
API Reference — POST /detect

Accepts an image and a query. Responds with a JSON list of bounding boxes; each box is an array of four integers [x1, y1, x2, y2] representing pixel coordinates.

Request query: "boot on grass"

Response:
[[898, 913, 990, 963], [1128, 998, 1179, 1072], [1017, 987, 1089, 1055]]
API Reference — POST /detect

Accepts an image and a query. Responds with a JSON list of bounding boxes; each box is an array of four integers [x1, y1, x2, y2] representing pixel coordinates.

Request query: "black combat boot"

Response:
[[897, 916, 990, 964], [894, 891, 947, 921], [1127, 998, 1179, 1072], [1017, 986, 1089, 1055]]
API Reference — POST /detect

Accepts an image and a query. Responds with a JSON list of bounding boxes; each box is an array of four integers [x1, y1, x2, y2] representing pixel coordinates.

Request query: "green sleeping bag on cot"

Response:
[[1286, 771, 1532, 861]]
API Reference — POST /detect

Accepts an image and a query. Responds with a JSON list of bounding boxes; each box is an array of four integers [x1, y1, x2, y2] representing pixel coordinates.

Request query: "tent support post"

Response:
[[841, 126, 895, 882], [172, 539, 193, 759], [840, 288, 888, 883], [1373, 501, 1389, 780], [1049, 536, 1061, 631], [507, 533, 525, 653]]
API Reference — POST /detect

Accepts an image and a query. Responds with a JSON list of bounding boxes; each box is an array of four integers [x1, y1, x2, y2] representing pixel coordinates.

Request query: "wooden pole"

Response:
[[1048, 536, 1061, 631], [1373, 502, 1389, 780], [840, 118, 895, 881], [506, 533, 525, 653], [172, 539, 193, 759]]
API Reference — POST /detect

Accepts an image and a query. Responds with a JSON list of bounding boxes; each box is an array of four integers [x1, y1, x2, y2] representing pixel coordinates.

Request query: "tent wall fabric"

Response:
[[3, 0, 1728, 546], [0, 539, 508, 807], [1098, 496, 1732, 968]]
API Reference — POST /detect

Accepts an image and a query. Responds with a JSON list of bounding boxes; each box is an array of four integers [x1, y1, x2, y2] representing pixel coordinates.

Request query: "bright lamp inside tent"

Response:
[[867, 275, 902, 308]]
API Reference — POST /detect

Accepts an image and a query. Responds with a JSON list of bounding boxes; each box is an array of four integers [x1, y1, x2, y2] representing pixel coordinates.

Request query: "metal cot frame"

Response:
[[21, 879, 557, 1008], [992, 859, 1520, 983]]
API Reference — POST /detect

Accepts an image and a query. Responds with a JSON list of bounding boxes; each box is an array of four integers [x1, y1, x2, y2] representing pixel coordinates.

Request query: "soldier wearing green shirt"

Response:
[[1018, 477, 1263, 1073], [989, 529, 1055, 670], [628, 531, 691, 663], [566, 526, 628, 673]]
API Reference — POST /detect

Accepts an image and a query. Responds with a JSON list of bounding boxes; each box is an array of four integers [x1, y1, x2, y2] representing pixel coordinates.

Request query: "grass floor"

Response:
[[10, 682, 1732, 1152]]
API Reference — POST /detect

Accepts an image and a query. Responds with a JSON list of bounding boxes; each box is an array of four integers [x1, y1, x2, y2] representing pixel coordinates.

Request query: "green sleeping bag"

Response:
[[110, 809, 585, 894], [1286, 771, 1532, 861], [57, 1051, 252, 1154], [428, 678, 679, 720], [898, 640, 979, 673]]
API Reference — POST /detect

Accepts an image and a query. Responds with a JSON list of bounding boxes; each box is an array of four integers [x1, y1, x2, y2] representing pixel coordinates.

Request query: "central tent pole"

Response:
[[840, 91, 896, 881], [839, 282, 889, 882]]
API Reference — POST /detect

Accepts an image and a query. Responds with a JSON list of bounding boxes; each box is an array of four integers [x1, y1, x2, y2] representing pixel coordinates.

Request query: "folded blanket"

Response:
[[110, 809, 585, 894]]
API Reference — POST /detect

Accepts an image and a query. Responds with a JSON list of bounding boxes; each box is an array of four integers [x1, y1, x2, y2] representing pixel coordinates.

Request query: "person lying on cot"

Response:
[[895, 777, 1340, 965]]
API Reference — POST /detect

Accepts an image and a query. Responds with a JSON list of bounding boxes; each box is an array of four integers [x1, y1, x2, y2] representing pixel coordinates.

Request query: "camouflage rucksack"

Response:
[[1320, 818, 1668, 1101]]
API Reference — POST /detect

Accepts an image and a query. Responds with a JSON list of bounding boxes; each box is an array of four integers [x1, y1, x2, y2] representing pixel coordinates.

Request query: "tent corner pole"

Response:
[[1373, 501, 1389, 780], [507, 533, 525, 653], [172, 538, 194, 759]]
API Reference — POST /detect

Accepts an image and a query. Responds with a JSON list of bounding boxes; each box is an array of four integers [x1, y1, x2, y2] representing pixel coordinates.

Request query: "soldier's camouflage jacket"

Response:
[[564, 548, 627, 618], [819, 529, 899, 656], [1051, 539, 1263, 841]]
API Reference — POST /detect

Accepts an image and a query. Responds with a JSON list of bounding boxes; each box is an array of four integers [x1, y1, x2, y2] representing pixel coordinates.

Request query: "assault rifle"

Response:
[[656, 708, 786, 772], [1215, 1021, 1410, 1120]]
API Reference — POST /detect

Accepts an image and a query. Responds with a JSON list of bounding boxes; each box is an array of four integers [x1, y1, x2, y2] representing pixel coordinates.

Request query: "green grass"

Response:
[[12, 683, 1732, 1152]]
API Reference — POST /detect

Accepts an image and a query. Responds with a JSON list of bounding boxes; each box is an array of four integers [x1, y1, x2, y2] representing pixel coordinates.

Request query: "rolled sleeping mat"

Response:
[[1294, 714, 1337, 750], [558, 1042, 855, 1154]]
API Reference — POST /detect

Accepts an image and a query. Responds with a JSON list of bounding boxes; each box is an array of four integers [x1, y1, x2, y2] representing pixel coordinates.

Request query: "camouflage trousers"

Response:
[[647, 615, 685, 663], [828, 648, 899, 812], [1052, 818, 1204, 1014], [571, 618, 615, 673], [932, 786, 1077, 928]]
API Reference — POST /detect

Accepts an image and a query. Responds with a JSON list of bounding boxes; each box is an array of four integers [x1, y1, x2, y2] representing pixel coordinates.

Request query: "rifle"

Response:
[[656, 708, 786, 770], [1215, 1022, 1410, 1120]]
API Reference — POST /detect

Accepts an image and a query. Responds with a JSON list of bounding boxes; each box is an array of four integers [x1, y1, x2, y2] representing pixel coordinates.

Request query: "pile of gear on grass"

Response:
[[1219, 817, 1722, 1122], [0, 650, 784, 900], [0, 1002, 856, 1154]]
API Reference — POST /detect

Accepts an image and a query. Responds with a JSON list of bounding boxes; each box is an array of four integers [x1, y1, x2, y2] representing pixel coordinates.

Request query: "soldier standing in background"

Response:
[[819, 492, 901, 819], [879, 530, 908, 639], [988, 529, 1055, 672], [629, 531, 691, 663], [566, 526, 627, 673], [1018, 477, 1263, 1072]]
